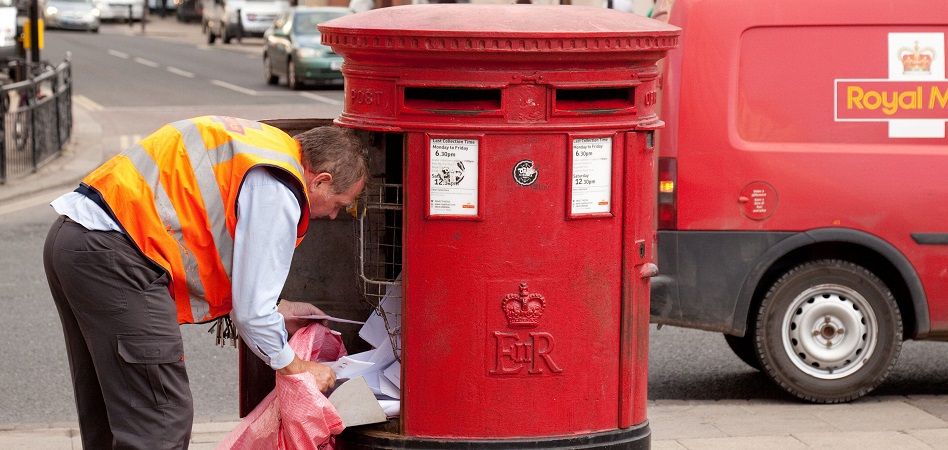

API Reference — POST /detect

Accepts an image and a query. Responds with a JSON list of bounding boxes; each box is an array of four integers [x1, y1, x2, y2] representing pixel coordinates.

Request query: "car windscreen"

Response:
[[293, 11, 348, 35]]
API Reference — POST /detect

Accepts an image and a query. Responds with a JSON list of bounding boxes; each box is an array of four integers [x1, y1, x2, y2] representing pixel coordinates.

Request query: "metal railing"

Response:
[[0, 55, 72, 185]]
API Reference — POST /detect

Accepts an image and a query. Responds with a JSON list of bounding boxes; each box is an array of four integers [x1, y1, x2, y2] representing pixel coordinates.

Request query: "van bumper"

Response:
[[650, 230, 796, 336]]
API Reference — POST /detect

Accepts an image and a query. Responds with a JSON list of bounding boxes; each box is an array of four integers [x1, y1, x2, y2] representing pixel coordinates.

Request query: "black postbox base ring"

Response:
[[337, 422, 650, 450]]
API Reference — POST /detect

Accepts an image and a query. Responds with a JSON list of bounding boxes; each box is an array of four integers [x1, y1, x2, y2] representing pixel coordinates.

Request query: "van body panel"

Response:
[[652, 230, 796, 334], [655, 0, 948, 339], [0, 5, 15, 60]]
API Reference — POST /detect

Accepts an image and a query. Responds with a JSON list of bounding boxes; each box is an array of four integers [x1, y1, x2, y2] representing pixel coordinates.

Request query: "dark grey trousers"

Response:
[[43, 216, 194, 449]]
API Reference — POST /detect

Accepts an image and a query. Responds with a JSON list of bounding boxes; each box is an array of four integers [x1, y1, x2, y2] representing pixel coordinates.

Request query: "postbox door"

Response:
[[402, 131, 625, 439], [620, 130, 657, 428]]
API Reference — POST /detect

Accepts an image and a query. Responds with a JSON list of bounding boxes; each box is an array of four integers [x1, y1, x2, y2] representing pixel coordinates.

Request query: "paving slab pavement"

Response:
[[4, 14, 948, 450], [3, 397, 948, 449]]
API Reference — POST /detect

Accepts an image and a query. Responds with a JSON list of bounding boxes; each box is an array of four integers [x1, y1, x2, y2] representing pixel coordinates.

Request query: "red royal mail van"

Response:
[[650, 0, 948, 403]]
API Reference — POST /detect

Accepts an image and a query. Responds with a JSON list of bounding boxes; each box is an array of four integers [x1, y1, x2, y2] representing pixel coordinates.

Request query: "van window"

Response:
[[737, 26, 948, 146]]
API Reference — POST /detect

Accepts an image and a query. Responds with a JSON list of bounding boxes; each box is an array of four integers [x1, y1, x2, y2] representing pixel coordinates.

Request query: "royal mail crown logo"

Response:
[[899, 41, 936, 74], [502, 283, 545, 328]]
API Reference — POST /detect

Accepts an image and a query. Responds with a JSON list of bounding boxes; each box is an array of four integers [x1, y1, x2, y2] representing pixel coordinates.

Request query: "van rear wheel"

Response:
[[754, 259, 902, 403], [724, 333, 761, 371]]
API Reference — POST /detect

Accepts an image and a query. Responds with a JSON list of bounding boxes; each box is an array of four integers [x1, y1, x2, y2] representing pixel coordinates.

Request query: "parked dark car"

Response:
[[262, 6, 350, 89]]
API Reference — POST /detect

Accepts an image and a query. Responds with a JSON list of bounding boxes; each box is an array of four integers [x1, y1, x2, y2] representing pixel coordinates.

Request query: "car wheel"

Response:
[[264, 54, 278, 85], [287, 60, 301, 90], [12, 112, 29, 152], [724, 333, 761, 371], [754, 259, 902, 403]]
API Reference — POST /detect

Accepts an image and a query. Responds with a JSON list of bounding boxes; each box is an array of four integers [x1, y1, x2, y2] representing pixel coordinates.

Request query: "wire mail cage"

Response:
[[357, 179, 403, 362]]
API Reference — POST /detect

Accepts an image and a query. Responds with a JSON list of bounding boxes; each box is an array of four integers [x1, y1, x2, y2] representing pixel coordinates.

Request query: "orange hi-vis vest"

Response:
[[80, 116, 311, 324]]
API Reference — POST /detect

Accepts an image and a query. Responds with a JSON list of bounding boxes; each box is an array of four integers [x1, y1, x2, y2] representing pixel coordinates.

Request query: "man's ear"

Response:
[[310, 172, 333, 191], [312, 172, 333, 185]]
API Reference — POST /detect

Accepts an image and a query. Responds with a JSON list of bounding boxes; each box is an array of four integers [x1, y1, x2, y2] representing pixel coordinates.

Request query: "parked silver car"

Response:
[[43, 0, 100, 32]]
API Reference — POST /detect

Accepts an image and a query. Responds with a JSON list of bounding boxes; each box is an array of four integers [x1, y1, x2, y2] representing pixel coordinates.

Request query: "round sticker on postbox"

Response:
[[513, 160, 538, 186]]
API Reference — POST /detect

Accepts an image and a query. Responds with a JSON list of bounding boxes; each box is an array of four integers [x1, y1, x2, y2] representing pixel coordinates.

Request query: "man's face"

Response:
[[306, 172, 365, 220]]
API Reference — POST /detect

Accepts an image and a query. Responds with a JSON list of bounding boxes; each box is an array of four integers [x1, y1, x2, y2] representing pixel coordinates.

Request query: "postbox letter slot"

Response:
[[555, 87, 635, 112], [403, 87, 502, 113]]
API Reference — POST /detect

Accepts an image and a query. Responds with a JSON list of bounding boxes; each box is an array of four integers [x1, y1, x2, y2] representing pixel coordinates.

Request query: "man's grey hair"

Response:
[[295, 126, 371, 194]]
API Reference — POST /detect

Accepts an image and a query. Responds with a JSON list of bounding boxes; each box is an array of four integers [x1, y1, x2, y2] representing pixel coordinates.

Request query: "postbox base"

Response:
[[337, 422, 650, 450]]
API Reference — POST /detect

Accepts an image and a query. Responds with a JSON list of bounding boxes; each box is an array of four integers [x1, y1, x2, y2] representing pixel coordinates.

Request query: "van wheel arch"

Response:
[[733, 230, 924, 342]]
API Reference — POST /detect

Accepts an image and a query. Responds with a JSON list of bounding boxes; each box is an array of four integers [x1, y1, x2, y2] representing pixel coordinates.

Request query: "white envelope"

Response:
[[378, 399, 400, 417], [359, 274, 402, 349], [331, 350, 376, 379]]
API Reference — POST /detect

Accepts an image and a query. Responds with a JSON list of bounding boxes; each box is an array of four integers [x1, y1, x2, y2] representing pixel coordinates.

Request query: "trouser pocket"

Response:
[[117, 335, 189, 408]]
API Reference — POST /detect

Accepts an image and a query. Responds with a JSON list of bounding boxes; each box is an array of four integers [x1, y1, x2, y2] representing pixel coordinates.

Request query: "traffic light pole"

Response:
[[28, 0, 39, 64]]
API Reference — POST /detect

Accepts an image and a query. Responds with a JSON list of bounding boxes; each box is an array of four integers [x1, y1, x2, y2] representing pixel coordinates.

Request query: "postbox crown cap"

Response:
[[319, 4, 680, 43]]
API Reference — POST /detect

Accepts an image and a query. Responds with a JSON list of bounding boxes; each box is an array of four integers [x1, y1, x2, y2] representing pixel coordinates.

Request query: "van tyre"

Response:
[[754, 259, 902, 403], [724, 333, 761, 371]]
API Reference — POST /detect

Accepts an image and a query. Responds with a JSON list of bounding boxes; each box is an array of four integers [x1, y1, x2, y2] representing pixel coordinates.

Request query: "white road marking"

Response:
[[0, 190, 62, 217], [134, 57, 160, 68], [108, 49, 130, 59], [166, 66, 195, 78], [73, 95, 104, 111], [210, 80, 258, 96], [299, 92, 343, 106], [119, 135, 143, 149]]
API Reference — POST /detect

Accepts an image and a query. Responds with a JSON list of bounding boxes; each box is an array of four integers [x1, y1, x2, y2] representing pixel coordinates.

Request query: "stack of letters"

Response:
[[330, 279, 402, 417]]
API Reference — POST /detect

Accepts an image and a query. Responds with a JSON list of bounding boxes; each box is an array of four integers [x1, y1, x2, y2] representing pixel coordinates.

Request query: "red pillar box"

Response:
[[320, 5, 679, 449]]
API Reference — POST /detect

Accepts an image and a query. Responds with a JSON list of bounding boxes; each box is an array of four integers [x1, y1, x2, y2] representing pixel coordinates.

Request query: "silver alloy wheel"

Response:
[[781, 284, 877, 380], [288, 60, 299, 90], [264, 55, 277, 85]]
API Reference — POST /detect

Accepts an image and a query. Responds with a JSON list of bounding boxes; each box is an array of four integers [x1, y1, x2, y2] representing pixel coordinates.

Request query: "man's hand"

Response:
[[278, 299, 329, 335], [277, 355, 337, 393]]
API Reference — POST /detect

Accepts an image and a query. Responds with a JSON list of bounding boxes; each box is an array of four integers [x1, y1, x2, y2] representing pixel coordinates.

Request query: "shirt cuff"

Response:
[[269, 343, 297, 370]]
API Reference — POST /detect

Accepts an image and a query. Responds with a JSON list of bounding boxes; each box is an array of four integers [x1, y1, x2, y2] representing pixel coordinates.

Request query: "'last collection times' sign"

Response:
[[429, 138, 479, 216], [571, 137, 613, 215]]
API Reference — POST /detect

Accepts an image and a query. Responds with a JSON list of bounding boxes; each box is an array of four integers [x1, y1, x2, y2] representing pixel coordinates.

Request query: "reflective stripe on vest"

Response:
[[82, 116, 309, 324]]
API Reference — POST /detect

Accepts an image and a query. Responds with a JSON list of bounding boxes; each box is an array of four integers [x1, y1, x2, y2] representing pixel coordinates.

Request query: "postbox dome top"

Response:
[[321, 4, 678, 36], [319, 4, 680, 55]]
